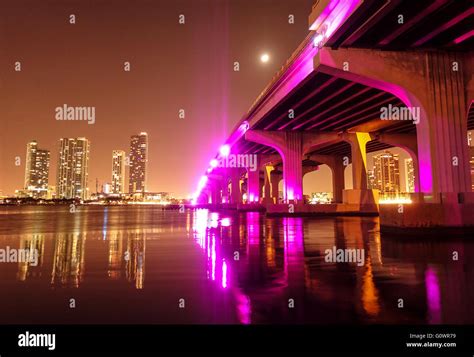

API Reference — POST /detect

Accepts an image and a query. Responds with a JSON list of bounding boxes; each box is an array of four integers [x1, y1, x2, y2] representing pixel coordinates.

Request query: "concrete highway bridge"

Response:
[[193, 0, 474, 229]]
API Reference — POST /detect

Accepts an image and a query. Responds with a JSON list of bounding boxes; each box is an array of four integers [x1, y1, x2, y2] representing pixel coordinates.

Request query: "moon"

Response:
[[260, 53, 270, 63]]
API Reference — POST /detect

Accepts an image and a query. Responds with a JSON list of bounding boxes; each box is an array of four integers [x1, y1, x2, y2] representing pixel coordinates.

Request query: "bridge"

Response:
[[193, 0, 474, 229]]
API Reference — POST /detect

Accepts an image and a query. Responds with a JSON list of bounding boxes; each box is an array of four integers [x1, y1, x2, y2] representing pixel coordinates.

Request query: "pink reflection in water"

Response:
[[425, 266, 441, 324], [283, 217, 305, 286], [235, 292, 251, 325], [222, 259, 228, 288], [211, 233, 216, 281], [193, 209, 208, 248], [193, 210, 254, 325], [192, 209, 231, 290], [246, 212, 260, 245], [209, 212, 219, 228]]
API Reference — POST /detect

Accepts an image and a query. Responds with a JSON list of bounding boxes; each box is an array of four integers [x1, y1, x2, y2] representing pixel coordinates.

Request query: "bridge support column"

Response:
[[271, 170, 282, 204], [284, 133, 304, 202], [332, 158, 345, 204], [318, 48, 473, 199], [222, 178, 230, 204], [263, 166, 273, 205], [210, 179, 221, 204], [230, 170, 242, 204], [259, 176, 265, 203], [342, 133, 378, 205], [270, 170, 283, 203], [247, 169, 260, 203], [245, 131, 304, 203], [421, 52, 471, 199]]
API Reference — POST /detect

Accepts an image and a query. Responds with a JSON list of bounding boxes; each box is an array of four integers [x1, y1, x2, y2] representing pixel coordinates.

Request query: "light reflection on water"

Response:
[[0, 205, 472, 324]]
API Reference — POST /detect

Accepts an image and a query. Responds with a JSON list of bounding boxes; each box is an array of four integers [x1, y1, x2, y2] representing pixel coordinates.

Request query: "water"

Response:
[[0, 205, 472, 324]]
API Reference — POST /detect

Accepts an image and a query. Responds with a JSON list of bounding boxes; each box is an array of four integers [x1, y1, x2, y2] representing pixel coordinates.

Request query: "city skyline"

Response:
[[6, 131, 472, 199], [5, 137, 462, 199], [14, 134, 150, 199], [8, 136, 420, 199]]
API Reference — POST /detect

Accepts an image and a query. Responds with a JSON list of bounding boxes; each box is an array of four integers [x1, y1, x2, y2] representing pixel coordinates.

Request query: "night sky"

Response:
[[0, 0, 411, 197]]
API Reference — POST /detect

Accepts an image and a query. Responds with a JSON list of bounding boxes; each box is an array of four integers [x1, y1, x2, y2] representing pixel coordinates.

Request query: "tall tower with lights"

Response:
[[56, 138, 90, 200], [372, 150, 400, 193], [24, 140, 50, 198], [129, 132, 148, 193], [112, 150, 126, 194]]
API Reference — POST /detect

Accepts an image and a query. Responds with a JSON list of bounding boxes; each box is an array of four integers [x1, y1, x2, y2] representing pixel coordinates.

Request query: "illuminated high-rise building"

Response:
[[404, 158, 415, 193], [24, 140, 50, 198], [56, 138, 90, 200], [367, 169, 376, 189], [129, 132, 148, 193], [372, 150, 400, 193], [112, 150, 126, 194]]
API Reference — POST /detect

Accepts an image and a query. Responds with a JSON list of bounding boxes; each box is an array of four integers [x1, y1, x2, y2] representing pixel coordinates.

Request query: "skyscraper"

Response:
[[404, 158, 415, 193], [129, 132, 148, 193], [56, 138, 90, 200], [112, 150, 126, 194], [372, 150, 400, 193], [367, 169, 376, 190], [24, 140, 50, 198]]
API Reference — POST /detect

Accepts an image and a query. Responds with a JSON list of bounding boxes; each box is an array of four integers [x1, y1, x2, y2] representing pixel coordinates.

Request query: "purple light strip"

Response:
[[453, 30, 474, 45], [412, 8, 474, 47]]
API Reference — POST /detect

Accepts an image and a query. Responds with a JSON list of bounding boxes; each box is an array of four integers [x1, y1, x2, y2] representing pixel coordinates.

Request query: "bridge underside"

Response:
[[325, 0, 473, 51], [233, 71, 416, 160], [197, 0, 474, 229]]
